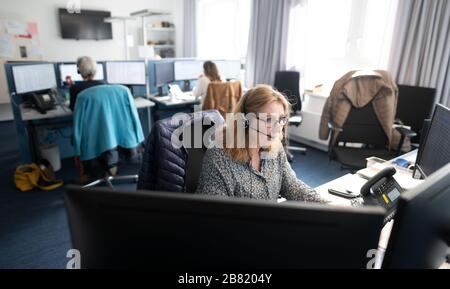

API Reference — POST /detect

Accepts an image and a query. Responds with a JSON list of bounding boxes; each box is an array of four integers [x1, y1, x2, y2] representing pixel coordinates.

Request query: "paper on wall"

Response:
[[0, 35, 15, 58], [30, 39, 43, 56], [5, 20, 28, 36], [27, 22, 38, 36]]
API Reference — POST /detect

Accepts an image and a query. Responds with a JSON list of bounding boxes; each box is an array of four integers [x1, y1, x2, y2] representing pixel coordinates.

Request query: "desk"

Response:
[[313, 150, 450, 269], [20, 97, 154, 121], [148, 92, 200, 106], [149, 92, 200, 120], [315, 172, 395, 268], [19, 97, 155, 163]]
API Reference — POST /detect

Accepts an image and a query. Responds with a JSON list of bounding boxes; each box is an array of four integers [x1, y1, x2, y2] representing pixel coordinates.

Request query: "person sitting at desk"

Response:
[[69, 56, 105, 111], [193, 60, 223, 103], [195, 85, 327, 203]]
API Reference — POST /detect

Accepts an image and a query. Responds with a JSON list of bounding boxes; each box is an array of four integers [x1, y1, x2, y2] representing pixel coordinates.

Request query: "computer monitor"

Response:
[[58, 63, 105, 86], [65, 185, 385, 269], [396, 85, 436, 142], [412, 118, 431, 179], [154, 61, 174, 86], [174, 60, 203, 81], [215, 60, 241, 80], [106, 61, 146, 85], [382, 162, 450, 268], [414, 104, 450, 178], [12, 63, 57, 94]]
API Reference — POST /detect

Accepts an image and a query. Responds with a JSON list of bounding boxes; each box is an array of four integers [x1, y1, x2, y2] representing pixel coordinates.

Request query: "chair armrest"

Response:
[[395, 126, 417, 138], [394, 126, 417, 155], [394, 118, 404, 126], [328, 122, 343, 132], [288, 115, 302, 126]]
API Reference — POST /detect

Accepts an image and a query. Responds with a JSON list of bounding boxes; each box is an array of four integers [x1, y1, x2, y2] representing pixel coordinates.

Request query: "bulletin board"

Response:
[[0, 19, 43, 104]]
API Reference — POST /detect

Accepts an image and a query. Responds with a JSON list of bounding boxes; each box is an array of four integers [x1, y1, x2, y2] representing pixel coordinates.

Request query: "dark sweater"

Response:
[[69, 80, 105, 111]]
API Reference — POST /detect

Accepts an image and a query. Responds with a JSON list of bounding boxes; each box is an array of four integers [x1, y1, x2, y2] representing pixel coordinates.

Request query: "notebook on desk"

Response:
[[329, 174, 368, 196]]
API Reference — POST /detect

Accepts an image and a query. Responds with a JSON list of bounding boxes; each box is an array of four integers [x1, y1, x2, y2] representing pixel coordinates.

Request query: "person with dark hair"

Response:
[[193, 60, 223, 103]]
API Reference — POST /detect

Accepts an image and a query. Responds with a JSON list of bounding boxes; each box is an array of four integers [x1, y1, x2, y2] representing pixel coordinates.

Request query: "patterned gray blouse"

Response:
[[195, 147, 328, 203]]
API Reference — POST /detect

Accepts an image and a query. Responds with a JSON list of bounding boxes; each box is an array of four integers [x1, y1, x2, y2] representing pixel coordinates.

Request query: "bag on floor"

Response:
[[14, 160, 63, 192]]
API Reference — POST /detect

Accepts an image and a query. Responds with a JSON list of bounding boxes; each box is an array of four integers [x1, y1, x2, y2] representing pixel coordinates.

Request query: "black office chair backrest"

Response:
[[336, 102, 388, 146], [274, 71, 302, 112], [183, 111, 224, 193], [184, 124, 214, 194], [396, 85, 436, 141]]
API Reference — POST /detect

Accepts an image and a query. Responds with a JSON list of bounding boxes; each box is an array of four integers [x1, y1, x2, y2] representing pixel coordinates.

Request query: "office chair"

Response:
[[202, 81, 242, 118], [184, 116, 221, 193], [73, 84, 145, 189], [395, 85, 436, 144], [274, 71, 306, 162], [137, 110, 224, 193], [81, 148, 141, 189], [328, 102, 414, 170]]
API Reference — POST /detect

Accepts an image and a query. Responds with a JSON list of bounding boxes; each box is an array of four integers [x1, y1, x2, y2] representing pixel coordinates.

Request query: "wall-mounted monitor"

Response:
[[59, 8, 113, 40]]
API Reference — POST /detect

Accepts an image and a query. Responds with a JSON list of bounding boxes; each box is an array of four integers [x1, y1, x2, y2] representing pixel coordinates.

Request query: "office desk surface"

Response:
[[313, 150, 431, 268], [20, 97, 155, 121], [315, 173, 394, 268], [149, 93, 200, 106]]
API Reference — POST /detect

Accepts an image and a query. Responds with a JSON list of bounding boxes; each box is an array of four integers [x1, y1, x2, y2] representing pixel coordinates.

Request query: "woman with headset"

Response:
[[195, 84, 327, 203]]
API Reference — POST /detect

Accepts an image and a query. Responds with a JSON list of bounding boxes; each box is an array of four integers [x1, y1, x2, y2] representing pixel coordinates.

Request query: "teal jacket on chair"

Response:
[[73, 84, 144, 161]]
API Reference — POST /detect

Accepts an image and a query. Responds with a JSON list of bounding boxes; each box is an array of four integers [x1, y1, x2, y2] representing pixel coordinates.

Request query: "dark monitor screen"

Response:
[[396, 85, 436, 141], [154, 62, 174, 86], [59, 8, 112, 40], [65, 185, 385, 269], [416, 104, 450, 178], [382, 162, 450, 268]]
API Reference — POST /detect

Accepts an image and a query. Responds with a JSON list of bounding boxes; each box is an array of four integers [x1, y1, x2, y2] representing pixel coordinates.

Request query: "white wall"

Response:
[[0, 0, 184, 62]]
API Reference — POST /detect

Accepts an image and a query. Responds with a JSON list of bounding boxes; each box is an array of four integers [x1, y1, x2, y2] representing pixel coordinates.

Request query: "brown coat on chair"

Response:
[[202, 81, 243, 117], [319, 70, 409, 152]]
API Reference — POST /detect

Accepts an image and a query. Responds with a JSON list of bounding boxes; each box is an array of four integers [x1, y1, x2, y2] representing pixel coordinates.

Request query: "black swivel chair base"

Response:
[[285, 145, 307, 162], [83, 174, 139, 190], [285, 115, 307, 162]]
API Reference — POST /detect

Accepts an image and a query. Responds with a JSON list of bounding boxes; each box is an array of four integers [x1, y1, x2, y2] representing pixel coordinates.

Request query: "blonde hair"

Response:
[[221, 84, 291, 163]]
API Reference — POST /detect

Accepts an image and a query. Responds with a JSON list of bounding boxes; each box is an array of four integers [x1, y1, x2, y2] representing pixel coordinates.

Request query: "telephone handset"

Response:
[[360, 167, 403, 222], [30, 89, 57, 114]]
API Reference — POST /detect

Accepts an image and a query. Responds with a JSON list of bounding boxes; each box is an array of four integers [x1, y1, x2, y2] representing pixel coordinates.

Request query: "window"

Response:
[[197, 0, 251, 61], [286, 0, 399, 90]]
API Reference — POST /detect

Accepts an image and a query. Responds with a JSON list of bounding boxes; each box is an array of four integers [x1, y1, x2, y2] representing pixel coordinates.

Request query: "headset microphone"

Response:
[[249, 126, 276, 140]]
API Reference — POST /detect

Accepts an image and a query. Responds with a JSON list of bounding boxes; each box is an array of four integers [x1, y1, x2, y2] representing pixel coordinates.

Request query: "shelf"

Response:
[[147, 27, 175, 31], [153, 45, 175, 49], [131, 9, 171, 17]]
